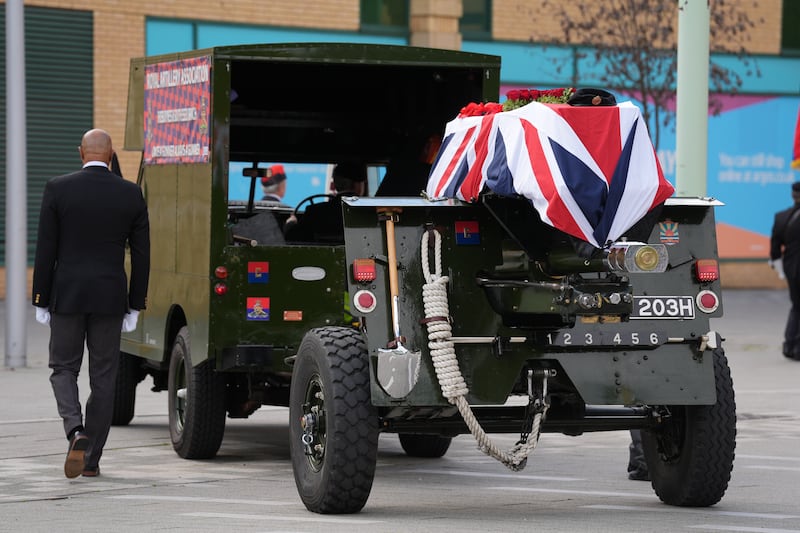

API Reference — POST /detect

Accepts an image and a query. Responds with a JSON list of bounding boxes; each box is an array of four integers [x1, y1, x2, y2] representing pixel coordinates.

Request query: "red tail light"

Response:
[[694, 259, 719, 282], [352, 258, 376, 283], [214, 266, 228, 279], [214, 283, 227, 295]]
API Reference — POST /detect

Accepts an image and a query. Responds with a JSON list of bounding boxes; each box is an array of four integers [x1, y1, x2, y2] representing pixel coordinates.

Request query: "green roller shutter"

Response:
[[0, 5, 93, 265]]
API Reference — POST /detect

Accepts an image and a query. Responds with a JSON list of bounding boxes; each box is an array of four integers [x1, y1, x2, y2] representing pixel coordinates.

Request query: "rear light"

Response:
[[352, 258, 377, 283], [214, 266, 228, 279], [353, 289, 377, 313], [605, 242, 668, 273], [696, 290, 720, 313], [694, 259, 719, 282], [214, 283, 227, 295]]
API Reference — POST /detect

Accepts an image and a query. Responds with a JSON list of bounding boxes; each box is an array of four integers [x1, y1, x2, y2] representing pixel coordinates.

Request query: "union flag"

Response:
[[426, 101, 674, 249]]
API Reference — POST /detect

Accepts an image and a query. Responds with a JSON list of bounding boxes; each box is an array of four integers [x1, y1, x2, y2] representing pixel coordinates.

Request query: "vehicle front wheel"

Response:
[[168, 326, 226, 459], [289, 327, 378, 514], [642, 338, 736, 507]]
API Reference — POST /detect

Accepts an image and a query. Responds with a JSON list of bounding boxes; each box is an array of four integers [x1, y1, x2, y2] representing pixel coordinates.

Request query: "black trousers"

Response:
[[48, 312, 124, 468], [784, 256, 800, 357]]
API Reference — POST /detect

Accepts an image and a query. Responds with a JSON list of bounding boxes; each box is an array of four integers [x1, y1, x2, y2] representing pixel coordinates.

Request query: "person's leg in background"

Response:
[[627, 429, 649, 481]]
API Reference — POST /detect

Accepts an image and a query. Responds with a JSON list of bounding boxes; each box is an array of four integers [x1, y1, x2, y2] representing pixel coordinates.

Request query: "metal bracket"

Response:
[[518, 368, 557, 443]]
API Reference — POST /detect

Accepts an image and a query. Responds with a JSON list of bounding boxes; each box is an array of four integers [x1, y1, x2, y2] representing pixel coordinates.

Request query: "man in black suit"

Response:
[[770, 182, 800, 360], [32, 129, 150, 478]]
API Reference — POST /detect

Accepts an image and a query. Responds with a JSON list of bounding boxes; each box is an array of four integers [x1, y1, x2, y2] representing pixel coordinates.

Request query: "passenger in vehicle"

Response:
[[260, 164, 291, 208], [375, 131, 441, 197], [284, 161, 367, 243]]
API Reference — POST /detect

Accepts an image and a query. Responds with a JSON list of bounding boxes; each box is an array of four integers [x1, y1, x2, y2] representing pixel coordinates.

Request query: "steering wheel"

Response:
[[294, 194, 336, 217]]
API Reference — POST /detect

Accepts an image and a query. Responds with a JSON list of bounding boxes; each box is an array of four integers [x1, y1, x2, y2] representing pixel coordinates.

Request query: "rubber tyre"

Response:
[[399, 434, 452, 458], [111, 351, 143, 426], [642, 341, 736, 507], [168, 327, 227, 459], [289, 327, 378, 514]]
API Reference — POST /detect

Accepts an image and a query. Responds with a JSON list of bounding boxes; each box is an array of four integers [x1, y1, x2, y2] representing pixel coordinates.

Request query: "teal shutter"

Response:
[[0, 5, 93, 265]]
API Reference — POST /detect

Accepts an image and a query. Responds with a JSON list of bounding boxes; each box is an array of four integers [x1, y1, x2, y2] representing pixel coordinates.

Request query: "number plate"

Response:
[[545, 330, 666, 346], [631, 296, 695, 320]]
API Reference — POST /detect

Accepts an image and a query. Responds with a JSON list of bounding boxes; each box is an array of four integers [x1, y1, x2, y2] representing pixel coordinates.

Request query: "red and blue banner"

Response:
[[793, 105, 800, 170], [427, 102, 674, 249], [144, 56, 211, 165]]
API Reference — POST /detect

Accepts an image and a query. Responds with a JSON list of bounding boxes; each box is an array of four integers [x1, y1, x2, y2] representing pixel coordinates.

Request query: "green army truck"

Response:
[[119, 43, 735, 515]]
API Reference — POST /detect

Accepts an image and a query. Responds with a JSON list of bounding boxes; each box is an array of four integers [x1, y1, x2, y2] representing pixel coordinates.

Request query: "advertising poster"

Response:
[[144, 56, 211, 164]]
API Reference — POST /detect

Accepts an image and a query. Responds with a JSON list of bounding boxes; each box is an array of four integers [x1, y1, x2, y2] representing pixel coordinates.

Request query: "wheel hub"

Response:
[[300, 375, 326, 471]]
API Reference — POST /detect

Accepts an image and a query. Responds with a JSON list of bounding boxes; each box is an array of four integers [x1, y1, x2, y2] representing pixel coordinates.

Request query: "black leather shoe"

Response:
[[64, 432, 89, 479], [82, 465, 100, 477], [628, 468, 650, 481]]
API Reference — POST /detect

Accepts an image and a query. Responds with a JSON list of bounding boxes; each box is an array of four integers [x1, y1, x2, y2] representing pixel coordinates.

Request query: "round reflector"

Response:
[[214, 266, 228, 279], [696, 290, 719, 313], [353, 289, 377, 314], [214, 283, 228, 296], [634, 246, 659, 271]]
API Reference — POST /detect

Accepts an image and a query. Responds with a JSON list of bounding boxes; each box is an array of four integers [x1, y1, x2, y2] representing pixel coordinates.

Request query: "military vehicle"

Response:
[[119, 43, 735, 514]]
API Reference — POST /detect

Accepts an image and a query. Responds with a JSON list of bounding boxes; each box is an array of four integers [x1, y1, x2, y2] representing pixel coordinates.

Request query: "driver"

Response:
[[284, 161, 367, 243]]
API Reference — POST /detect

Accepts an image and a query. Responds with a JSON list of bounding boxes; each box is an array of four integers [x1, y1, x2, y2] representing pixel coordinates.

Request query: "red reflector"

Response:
[[694, 259, 719, 282], [352, 258, 376, 282], [358, 292, 374, 308], [696, 290, 720, 313], [214, 283, 227, 295], [353, 289, 377, 313], [215, 266, 228, 279]]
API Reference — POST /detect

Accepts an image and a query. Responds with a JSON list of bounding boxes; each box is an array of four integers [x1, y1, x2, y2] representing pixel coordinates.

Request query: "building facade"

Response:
[[1, 0, 798, 295]]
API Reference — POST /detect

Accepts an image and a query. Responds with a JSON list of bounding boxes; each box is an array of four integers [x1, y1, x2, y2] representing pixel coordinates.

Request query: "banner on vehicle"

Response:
[[144, 56, 211, 164]]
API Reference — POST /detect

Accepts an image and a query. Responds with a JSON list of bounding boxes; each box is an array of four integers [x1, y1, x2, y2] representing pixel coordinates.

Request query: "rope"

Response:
[[420, 229, 548, 471]]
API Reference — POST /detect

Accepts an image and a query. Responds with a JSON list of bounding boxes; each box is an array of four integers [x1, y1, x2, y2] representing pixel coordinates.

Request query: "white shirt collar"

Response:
[[82, 161, 109, 169]]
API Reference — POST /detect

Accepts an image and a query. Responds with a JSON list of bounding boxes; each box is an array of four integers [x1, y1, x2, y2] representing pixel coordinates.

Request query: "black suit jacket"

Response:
[[770, 205, 800, 262], [32, 165, 150, 314]]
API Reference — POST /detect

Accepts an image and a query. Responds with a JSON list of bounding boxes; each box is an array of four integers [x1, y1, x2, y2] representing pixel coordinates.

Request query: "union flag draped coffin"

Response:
[[426, 101, 674, 249]]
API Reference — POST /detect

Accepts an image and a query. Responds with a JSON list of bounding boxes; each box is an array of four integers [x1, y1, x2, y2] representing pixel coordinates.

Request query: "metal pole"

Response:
[[675, 0, 710, 197], [5, 0, 28, 368]]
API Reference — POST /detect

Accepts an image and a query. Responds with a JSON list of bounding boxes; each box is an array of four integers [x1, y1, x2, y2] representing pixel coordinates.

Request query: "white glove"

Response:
[[35, 307, 51, 326], [122, 310, 140, 332], [769, 258, 786, 280]]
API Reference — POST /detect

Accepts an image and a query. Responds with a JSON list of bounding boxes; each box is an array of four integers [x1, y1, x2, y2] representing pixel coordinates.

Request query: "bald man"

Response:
[[32, 129, 150, 478]]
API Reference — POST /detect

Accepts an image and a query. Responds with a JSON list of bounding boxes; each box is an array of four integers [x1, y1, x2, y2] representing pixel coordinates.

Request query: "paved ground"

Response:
[[1, 289, 799, 532]]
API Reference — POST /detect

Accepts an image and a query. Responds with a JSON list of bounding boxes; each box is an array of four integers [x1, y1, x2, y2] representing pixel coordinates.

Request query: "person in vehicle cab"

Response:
[[284, 161, 367, 243], [261, 164, 290, 207]]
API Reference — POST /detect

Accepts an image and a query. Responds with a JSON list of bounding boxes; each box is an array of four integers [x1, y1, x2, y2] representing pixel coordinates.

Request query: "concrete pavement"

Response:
[[1, 289, 800, 533], [1, 288, 798, 473]]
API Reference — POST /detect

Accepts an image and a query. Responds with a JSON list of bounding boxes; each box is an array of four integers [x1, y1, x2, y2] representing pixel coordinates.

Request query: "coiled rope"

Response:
[[420, 228, 547, 471]]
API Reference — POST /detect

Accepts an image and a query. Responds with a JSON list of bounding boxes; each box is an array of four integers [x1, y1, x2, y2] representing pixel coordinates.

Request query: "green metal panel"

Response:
[[342, 197, 720, 408], [0, 6, 93, 265], [121, 43, 501, 376]]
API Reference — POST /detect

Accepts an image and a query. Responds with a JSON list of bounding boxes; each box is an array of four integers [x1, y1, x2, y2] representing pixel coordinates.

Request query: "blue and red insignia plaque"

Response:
[[455, 221, 480, 245], [248, 261, 269, 283], [246, 297, 270, 321]]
